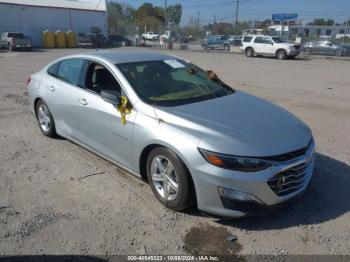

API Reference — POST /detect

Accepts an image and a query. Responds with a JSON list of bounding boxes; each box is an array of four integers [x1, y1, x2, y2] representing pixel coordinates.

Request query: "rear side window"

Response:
[[254, 37, 272, 44], [57, 59, 84, 86], [243, 36, 253, 42], [47, 62, 59, 77]]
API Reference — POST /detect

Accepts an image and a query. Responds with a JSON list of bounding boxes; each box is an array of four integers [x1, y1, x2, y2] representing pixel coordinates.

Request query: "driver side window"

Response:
[[85, 62, 121, 95]]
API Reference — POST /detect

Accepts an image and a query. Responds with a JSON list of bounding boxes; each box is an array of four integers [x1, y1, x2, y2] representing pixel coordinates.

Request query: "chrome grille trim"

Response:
[[267, 141, 315, 197]]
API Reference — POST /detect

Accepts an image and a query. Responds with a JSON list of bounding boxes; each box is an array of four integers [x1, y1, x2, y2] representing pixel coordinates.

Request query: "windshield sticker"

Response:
[[164, 60, 186, 69]]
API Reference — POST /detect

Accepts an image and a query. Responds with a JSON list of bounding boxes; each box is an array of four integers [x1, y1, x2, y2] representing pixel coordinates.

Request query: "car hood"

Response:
[[154, 91, 311, 155]]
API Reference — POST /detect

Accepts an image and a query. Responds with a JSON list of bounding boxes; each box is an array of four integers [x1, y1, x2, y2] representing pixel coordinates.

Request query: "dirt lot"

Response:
[[0, 47, 350, 257]]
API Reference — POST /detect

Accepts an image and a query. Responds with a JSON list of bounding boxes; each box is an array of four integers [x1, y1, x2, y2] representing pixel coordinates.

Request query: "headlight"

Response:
[[198, 148, 272, 172]]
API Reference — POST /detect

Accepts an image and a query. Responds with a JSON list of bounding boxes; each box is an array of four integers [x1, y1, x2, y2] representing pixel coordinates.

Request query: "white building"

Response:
[[0, 0, 107, 46]]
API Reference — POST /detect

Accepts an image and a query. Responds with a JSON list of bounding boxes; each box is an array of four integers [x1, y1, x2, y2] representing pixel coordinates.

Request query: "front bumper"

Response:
[[191, 142, 315, 218], [286, 48, 300, 56]]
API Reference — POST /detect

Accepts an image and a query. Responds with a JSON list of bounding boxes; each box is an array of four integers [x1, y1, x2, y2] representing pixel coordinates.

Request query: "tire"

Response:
[[146, 147, 195, 211], [335, 49, 343, 57], [245, 47, 254, 57], [224, 44, 230, 51], [305, 47, 311, 55], [276, 49, 287, 60], [35, 100, 57, 138]]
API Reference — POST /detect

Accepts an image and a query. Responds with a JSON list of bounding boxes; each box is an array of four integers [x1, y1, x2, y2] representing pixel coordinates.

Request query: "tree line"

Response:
[[107, 2, 182, 35]]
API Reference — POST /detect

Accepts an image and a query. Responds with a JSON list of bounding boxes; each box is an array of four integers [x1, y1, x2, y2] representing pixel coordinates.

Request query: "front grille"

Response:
[[267, 161, 312, 197], [261, 140, 312, 163]]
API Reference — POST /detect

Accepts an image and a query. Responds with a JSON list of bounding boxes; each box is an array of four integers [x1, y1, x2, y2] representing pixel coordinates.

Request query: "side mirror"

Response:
[[101, 90, 121, 105]]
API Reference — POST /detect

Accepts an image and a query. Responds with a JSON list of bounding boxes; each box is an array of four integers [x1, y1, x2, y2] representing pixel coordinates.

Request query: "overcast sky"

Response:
[[119, 0, 350, 25]]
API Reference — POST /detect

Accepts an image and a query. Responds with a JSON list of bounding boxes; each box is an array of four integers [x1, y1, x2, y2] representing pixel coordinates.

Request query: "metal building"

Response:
[[0, 0, 107, 46]]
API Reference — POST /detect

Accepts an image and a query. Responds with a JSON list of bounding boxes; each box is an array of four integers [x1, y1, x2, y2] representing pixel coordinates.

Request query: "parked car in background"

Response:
[[77, 33, 108, 48], [228, 35, 243, 46], [241, 35, 300, 59], [108, 35, 132, 47], [303, 40, 350, 57], [1, 32, 32, 51], [142, 32, 159, 41], [202, 35, 231, 51], [0, 38, 8, 50], [27, 51, 315, 218]]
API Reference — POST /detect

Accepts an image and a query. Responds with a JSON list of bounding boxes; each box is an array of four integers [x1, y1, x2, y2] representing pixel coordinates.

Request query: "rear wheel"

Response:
[[276, 49, 287, 60], [146, 147, 195, 211], [245, 47, 254, 57], [36, 100, 56, 138]]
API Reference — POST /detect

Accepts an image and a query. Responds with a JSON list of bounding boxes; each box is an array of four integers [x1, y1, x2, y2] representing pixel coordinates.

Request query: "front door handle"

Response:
[[78, 98, 88, 106], [47, 85, 55, 92]]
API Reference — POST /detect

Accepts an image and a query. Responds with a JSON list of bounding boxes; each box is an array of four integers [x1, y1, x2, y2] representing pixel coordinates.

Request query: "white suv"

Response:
[[241, 35, 300, 59]]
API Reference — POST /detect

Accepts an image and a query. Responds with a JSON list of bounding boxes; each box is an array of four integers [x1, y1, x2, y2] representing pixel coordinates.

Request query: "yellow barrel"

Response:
[[55, 30, 67, 48], [42, 30, 55, 48], [66, 30, 77, 48]]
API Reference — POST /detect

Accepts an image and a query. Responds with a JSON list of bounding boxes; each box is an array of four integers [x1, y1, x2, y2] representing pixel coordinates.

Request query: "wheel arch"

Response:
[[138, 142, 197, 203], [275, 48, 287, 56], [245, 46, 254, 52]]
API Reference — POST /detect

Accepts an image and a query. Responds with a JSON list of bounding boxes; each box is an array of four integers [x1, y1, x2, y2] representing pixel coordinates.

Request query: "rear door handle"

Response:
[[78, 98, 88, 106], [47, 85, 55, 92]]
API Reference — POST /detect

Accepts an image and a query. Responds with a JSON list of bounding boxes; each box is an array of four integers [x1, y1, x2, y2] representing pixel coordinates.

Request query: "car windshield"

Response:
[[117, 60, 234, 106], [272, 37, 286, 43]]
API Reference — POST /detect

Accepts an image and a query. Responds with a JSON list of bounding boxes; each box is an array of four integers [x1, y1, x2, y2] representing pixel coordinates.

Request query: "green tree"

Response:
[[133, 3, 165, 32], [167, 4, 182, 26], [107, 2, 134, 34], [307, 18, 334, 26]]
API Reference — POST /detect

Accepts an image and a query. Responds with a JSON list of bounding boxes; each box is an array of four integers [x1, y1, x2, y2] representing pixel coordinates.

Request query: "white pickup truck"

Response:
[[1, 32, 32, 51], [142, 32, 159, 41], [241, 35, 300, 59]]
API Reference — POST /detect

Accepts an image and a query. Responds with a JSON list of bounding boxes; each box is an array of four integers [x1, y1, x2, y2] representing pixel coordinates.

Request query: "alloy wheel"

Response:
[[38, 104, 51, 132], [151, 156, 179, 201]]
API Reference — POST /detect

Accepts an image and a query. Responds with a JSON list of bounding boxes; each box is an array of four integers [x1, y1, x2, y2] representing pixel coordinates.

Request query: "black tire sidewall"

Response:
[[36, 100, 56, 138], [146, 147, 194, 211], [277, 50, 286, 60], [246, 48, 253, 57]]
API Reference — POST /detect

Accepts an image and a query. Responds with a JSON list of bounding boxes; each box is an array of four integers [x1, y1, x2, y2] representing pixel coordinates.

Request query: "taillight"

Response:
[[26, 77, 31, 86]]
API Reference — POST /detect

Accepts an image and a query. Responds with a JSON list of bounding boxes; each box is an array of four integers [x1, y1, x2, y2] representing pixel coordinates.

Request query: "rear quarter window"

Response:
[[57, 59, 84, 86], [47, 62, 60, 77], [243, 36, 253, 42]]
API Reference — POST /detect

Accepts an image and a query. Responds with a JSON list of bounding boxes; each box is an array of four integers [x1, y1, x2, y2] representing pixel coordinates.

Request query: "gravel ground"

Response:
[[0, 47, 349, 257]]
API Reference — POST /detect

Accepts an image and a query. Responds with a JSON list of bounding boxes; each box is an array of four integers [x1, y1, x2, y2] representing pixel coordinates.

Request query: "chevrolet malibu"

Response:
[[27, 51, 315, 217]]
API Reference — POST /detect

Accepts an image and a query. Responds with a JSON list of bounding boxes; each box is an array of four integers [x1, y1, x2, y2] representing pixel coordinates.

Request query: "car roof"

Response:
[[74, 50, 177, 64]]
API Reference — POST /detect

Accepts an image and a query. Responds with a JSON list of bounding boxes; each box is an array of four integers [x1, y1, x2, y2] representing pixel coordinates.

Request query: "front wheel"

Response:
[[36, 100, 57, 138], [146, 147, 195, 211], [276, 49, 287, 60], [335, 49, 343, 57], [305, 47, 311, 55]]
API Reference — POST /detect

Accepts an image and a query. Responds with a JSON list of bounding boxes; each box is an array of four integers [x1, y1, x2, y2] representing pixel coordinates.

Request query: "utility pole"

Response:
[[344, 17, 349, 44], [197, 10, 200, 27], [233, 0, 240, 34], [213, 15, 216, 33], [164, 0, 168, 30]]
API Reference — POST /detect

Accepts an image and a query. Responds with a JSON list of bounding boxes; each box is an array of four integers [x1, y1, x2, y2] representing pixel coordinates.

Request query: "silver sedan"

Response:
[[27, 51, 315, 217], [303, 40, 350, 56]]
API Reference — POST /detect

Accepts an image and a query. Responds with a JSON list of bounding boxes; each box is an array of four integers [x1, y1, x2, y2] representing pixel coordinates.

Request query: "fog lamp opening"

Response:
[[218, 187, 264, 204]]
